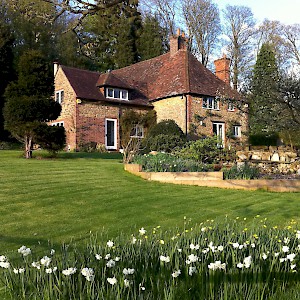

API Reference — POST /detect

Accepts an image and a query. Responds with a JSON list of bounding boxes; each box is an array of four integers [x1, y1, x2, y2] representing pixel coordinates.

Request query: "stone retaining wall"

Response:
[[124, 164, 300, 192]]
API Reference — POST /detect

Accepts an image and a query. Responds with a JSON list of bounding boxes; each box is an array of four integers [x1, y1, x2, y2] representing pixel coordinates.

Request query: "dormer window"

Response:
[[106, 87, 128, 100]]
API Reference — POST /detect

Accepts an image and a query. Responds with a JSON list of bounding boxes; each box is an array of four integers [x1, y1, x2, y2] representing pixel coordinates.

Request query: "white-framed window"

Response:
[[202, 97, 219, 110], [233, 125, 241, 138], [228, 102, 235, 111], [130, 125, 144, 138], [55, 90, 64, 104], [51, 121, 64, 127], [106, 88, 128, 100]]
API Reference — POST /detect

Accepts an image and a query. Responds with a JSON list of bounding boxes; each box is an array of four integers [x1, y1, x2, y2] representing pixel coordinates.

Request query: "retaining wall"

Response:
[[124, 164, 300, 192]]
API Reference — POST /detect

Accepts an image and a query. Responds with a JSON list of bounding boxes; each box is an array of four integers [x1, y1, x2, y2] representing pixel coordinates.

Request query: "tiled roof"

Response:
[[60, 49, 240, 107]]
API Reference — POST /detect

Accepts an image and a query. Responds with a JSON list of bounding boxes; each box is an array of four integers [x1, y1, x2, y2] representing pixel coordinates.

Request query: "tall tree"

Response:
[[182, 0, 221, 67], [222, 5, 255, 90], [0, 17, 15, 141], [137, 14, 168, 60], [249, 43, 280, 135], [81, 0, 142, 71], [3, 50, 62, 158]]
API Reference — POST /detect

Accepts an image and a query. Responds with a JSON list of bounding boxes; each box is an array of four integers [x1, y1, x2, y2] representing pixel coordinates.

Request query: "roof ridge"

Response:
[[61, 65, 102, 75]]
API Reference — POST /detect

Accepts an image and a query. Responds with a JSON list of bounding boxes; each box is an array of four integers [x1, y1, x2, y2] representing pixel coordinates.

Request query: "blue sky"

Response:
[[216, 0, 300, 25]]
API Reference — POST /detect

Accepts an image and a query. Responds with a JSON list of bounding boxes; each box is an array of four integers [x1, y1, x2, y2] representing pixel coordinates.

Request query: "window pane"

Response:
[[107, 88, 113, 98], [121, 90, 128, 100], [60, 91, 64, 103], [202, 99, 207, 108], [114, 89, 120, 99], [55, 92, 59, 102]]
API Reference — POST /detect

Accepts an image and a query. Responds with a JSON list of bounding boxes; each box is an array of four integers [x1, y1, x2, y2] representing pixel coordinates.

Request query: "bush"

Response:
[[249, 133, 279, 146], [142, 120, 186, 153], [34, 124, 66, 155], [132, 153, 212, 172], [78, 142, 108, 153], [223, 163, 260, 179], [176, 136, 223, 164], [145, 134, 186, 153], [147, 119, 184, 138]]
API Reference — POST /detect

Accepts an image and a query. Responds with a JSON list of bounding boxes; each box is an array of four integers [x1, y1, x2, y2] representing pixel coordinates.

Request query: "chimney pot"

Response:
[[53, 62, 59, 77]]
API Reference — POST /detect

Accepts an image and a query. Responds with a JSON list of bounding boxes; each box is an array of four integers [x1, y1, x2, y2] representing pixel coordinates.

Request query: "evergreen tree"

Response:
[[137, 14, 168, 61], [0, 19, 15, 141], [82, 0, 142, 71], [3, 50, 62, 158], [249, 43, 280, 135]]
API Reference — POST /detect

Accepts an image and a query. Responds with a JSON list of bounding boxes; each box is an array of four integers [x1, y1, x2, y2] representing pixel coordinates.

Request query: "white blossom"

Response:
[[171, 269, 181, 278], [107, 240, 114, 248], [40, 256, 52, 267], [282, 246, 290, 253], [62, 267, 77, 276], [107, 277, 117, 285], [160, 255, 170, 263], [18, 246, 31, 257], [81, 268, 94, 282], [123, 268, 135, 275], [188, 266, 197, 276], [95, 254, 102, 260], [139, 228, 146, 235], [208, 261, 226, 271], [287, 253, 296, 261], [13, 268, 25, 274], [106, 259, 116, 268]]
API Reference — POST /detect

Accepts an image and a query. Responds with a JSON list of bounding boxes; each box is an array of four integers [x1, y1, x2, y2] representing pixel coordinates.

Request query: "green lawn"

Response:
[[0, 150, 299, 254]]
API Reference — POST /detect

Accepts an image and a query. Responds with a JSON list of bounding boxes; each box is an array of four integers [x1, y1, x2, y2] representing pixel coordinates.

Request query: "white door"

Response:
[[105, 119, 117, 150], [212, 122, 225, 147]]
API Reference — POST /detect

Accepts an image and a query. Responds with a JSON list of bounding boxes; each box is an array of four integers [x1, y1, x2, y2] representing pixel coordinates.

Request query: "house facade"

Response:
[[52, 30, 248, 151]]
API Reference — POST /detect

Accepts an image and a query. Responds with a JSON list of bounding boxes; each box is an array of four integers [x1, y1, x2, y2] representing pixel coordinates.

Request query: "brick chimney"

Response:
[[170, 28, 188, 56], [214, 54, 230, 84]]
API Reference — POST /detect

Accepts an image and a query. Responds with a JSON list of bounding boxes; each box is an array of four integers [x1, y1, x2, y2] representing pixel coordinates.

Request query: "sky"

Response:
[[216, 0, 300, 25]]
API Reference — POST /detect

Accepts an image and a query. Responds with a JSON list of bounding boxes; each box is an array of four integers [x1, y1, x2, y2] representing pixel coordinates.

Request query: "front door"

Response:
[[212, 122, 225, 147], [105, 119, 117, 150]]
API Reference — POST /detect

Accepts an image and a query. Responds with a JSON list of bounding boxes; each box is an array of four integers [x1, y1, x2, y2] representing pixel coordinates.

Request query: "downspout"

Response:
[[184, 94, 188, 136]]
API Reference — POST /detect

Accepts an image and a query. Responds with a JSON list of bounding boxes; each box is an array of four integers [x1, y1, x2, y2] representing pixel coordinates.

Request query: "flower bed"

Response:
[[1, 217, 300, 299]]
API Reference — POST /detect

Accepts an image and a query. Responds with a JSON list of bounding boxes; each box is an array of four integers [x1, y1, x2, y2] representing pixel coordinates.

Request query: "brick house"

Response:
[[52, 30, 247, 151]]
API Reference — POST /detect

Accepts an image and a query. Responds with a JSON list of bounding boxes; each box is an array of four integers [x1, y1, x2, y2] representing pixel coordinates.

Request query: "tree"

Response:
[[222, 5, 256, 90], [0, 17, 15, 141], [182, 0, 221, 67], [137, 14, 168, 60], [141, 0, 178, 36], [249, 43, 280, 135], [81, 1, 142, 71], [3, 50, 62, 158]]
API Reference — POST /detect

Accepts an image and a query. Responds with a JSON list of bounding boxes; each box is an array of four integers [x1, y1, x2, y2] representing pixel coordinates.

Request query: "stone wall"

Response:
[[236, 146, 300, 175]]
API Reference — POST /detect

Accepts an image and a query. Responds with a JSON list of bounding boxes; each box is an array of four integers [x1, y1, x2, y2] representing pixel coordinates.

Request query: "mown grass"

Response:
[[0, 150, 299, 256]]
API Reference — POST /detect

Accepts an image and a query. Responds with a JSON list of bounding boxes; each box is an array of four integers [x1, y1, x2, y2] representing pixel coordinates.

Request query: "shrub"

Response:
[[223, 163, 260, 179], [78, 142, 108, 153], [176, 136, 223, 164], [143, 120, 186, 153], [249, 133, 279, 146], [132, 153, 212, 172], [147, 119, 184, 138], [145, 134, 186, 153]]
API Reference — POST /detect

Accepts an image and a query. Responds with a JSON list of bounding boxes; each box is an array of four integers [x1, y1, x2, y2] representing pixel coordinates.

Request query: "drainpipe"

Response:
[[184, 94, 188, 136]]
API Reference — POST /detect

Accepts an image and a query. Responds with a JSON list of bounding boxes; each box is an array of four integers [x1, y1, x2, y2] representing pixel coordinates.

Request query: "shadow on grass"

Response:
[[31, 151, 123, 160]]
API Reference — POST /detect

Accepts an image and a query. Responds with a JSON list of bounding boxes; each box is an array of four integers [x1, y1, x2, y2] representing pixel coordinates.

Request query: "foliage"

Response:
[[120, 110, 156, 162], [33, 124, 66, 155], [137, 13, 168, 60], [3, 50, 61, 158], [249, 133, 279, 146], [1, 217, 300, 299], [249, 43, 280, 135], [176, 136, 230, 164], [145, 134, 186, 153], [279, 130, 300, 148], [132, 152, 212, 172], [223, 163, 260, 179], [78, 142, 108, 153], [147, 119, 184, 138]]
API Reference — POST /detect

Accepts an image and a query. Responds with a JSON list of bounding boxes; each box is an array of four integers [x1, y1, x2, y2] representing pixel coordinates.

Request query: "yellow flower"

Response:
[[243, 228, 248, 232], [159, 240, 165, 245]]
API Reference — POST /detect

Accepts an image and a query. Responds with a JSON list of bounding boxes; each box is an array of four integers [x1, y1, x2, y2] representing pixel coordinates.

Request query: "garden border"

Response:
[[124, 164, 300, 192]]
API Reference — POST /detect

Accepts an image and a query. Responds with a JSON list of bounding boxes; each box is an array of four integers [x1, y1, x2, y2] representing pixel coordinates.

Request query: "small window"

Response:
[[51, 121, 64, 127], [130, 125, 144, 138], [228, 102, 235, 111], [202, 97, 219, 110], [55, 90, 64, 104], [106, 88, 128, 100], [233, 125, 241, 137]]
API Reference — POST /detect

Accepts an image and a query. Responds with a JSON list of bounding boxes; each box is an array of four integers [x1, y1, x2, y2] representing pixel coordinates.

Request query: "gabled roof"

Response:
[[59, 49, 240, 107]]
